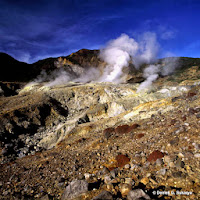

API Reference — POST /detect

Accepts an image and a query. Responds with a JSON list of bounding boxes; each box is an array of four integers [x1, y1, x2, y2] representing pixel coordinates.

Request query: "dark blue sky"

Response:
[[0, 0, 200, 63]]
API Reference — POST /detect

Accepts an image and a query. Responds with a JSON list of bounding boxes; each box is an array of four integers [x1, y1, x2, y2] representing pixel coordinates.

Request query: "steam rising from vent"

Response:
[[161, 57, 180, 76], [137, 57, 180, 92], [98, 32, 160, 83], [133, 32, 159, 68], [26, 32, 179, 89], [99, 34, 138, 83], [137, 64, 160, 92]]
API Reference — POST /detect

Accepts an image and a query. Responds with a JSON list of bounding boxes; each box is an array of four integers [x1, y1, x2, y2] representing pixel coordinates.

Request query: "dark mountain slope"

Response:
[[0, 53, 31, 82], [0, 49, 101, 82], [1, 50, 200, 83]]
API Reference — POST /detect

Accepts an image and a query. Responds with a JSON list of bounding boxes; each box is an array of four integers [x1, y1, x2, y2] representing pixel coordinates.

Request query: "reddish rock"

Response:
[[147, 150, 164, 163], [136, 133, 144, 139], [116, 154, 130, 168], [115, 124, 139, 134], [188, 145, 194, 150], [187, 92, 197, 97], [129, 123, 140, 130], [182, 115, 187, 121], [108, 166, 116, 171], [115, 125, 130, 134]]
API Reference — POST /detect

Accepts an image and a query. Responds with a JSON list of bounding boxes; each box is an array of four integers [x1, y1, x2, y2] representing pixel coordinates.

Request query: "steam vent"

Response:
[[1, 50, 200, 200]]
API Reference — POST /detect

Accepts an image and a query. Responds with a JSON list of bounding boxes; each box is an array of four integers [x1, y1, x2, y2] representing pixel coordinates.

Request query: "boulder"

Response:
[[61, 180, 88, 200], [127, 189, 150, 200]]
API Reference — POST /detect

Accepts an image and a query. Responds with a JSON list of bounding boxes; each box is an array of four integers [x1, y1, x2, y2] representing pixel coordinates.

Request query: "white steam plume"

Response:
[[99, 34, 138, 83], [133, 32, 159, 68], [137, 64, 160, 92], [137, 57, 180, 92], [46, 69, 71, 87], [99, 32, 160, 83], [73, 67, 101, 83], [26, 32, 179, 89], [161, 57, 180, 76]]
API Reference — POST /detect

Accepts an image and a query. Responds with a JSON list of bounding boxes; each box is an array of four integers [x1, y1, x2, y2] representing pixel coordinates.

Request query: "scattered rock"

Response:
[[127, 189, 150, 200], [194, 143, 200, 150], [84, 173, 91, 180], [147, 150, 164, 163], [175, 158, 185, 168], [125, 178, 133, 185], [169, 137, 179, 145], [116, 154, 130, 168], [196, 113, 200, 118], [104, 175, 112, 184], [187, 92, 197, 97], [124, 164, 130, 169], [1, 62, 200, 199], [164, 155, 172, 163], [188, 107, 197, 115], [92, 190, 113, 200], [61, 180, 88, 200], [136, 133, 144, 139], [110, 168, 118, 178], [155, 158, 164, 166], [115, 124, 139, 134], [172, 171, 183, 178], [140, 177, 149, 185], [194, 153, 200, 158], [40, 194, 49, 200], [120, 183, 132, 197], [157, 168, 167, 176], [97, 167, 109, 177], [103, 127, 115, 140]]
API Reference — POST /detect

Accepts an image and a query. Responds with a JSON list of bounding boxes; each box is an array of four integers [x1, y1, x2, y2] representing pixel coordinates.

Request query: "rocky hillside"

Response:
[[1, 49, 200, 83], [67, 49, 101, 68], [0, 53, 200, 199], [0, 53, 30, 82], [0, 49, 102, 83]]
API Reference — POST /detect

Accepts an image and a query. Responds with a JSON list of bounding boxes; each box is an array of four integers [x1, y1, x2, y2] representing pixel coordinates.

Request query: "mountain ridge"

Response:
[[0, 49, 101, 82], [1, 50, 200, 83]]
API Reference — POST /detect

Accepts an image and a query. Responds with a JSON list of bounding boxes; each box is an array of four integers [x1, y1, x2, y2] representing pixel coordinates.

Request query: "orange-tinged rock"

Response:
[[115, 124, 139, 134], [140, 177, 149, 185], [136, 133, 144, 139], [147, 150, 164, 163], [116, 154, 130, 168]]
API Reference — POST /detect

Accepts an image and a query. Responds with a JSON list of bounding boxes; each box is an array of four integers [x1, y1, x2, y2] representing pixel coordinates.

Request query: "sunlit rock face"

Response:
[[0, 72, 198, 162]]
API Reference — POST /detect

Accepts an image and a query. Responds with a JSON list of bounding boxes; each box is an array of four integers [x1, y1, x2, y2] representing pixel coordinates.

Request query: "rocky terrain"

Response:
[[0, 49, 102, 83], [0, 51, 200, 199]]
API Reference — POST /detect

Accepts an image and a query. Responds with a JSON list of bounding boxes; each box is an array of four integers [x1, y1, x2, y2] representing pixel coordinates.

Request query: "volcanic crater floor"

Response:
[[0, 80, 200, 200]]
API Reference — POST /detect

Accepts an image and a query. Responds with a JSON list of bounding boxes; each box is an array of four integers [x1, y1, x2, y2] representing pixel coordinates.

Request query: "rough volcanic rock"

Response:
[[61, 180, 88, 200], [147, 150, 164, 163], [127, 189, 150, 200], [92, 190, 113, 200], [116, 154, 130, 168]]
